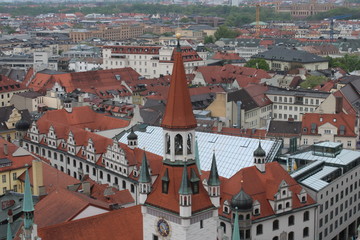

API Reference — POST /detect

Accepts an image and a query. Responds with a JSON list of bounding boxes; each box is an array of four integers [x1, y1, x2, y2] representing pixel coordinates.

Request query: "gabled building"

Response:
[[301, 112, 357, 148], [0, 74, 28, 107]]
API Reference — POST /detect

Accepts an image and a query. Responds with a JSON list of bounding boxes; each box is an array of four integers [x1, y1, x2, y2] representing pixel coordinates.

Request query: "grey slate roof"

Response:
[[266, 86, 330, 98], [252, 46, 328, 63], [268, 120, 302, 135]]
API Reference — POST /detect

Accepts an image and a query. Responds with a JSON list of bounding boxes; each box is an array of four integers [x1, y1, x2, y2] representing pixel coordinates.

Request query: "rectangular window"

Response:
[[348, 141, 352, 147], [2, 175, 6, 183], [12, 173, 17, 180], [200, 220, 203, 229]]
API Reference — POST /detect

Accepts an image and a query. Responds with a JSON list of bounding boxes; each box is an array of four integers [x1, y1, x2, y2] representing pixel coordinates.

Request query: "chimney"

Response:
[[335, 96, 343, 114], [82, 181, 91, 196], [3, 143, 8, 156], [32, 160, 44, 196]]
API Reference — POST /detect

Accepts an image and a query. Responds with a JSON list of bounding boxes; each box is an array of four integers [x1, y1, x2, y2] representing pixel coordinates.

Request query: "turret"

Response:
[[127, 128, 138, 149], [254, 141, 266, 172], [139, 151, 151, 204], [231, 188, 253, 239], [207, 152, 220, 207], [179, 162, 192, 217], [15, 118, 31, 144], [63, 97, 72, 113]]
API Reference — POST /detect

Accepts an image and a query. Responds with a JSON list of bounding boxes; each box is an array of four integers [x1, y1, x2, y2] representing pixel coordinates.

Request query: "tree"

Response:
[[327, 55, 360, 72], [204, 35, 215, 44], [244, 59, 270, 71], [300, 76, 327, 89], [214, 25, 238, 40]]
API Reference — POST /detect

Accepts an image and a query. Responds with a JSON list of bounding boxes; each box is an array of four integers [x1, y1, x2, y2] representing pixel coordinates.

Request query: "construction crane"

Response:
[[328, 14, 352, 42], [256, 4, 260, 38]]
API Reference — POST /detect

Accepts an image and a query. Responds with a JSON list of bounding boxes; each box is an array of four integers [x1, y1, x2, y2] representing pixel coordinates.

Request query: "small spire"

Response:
[[139, 151, 151, 183], [208, 152, 220, 186], [7, 220, 12, 240], [179, 162, 192, 195], [190, 168, 200, 182], [232, 207, 240, 240], [23, 169, 34, 213], [162, 168, 169, 182], [23, 169, 34, 230], [195, 137, 201, 175]]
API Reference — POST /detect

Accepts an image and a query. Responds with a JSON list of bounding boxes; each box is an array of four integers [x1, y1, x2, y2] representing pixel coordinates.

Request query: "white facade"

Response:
[[103, 46, 207, 78]]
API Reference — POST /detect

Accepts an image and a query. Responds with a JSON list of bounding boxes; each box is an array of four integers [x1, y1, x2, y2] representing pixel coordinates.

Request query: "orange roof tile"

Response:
[[220, 162, 316, 220], [38, 205, 142, 240], [0, 138, 34, 172], [146, 162, 214, 214], [302, 112, 356, 137]]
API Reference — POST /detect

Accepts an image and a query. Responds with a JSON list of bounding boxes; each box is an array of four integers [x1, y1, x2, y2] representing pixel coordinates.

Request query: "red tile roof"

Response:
[[302, 112, 356, 137], [146, 162, 214, 214], [220, 162, 316, 220], [196, 65, 270, 85], [28, 68, 140, 95], [34, 188, 110, 229], [212, 52, 243, 61], [0, 75, 27, 93], [0, 138, 34, 172], [161, 47, 197, 129], [38, 205, 142, 240]]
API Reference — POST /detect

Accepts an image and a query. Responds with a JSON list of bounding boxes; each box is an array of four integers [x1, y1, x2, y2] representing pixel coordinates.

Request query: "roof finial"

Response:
[[176, 33, 181, 52]]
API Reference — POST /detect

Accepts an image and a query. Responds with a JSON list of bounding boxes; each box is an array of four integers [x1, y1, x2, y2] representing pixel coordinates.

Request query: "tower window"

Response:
[[175, 134, 183, 155], [187, 133, 192, 154], [162, 181, 168, 194], [200, 220, 203, 229]]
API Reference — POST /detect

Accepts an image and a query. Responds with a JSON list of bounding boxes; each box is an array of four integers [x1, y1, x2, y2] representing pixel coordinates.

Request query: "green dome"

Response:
[[254, 142, 266, 157], [230, 189, 253, 211]]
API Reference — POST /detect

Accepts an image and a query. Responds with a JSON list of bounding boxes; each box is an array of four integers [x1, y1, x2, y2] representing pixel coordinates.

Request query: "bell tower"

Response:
[[142, 35, 218, 240]]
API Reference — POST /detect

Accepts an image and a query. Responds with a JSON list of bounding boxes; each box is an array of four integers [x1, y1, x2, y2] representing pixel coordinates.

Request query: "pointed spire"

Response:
[[254, 141, 266, 157], [208, 152, 220, 186], [190, 168, 200, 182], [23, 169, 34, 230], [179, 162, 192, 195], [23, 169, 34, 212], [161, 168, 169, 182], [139, 151, 151, 183], [161, 34, 197, 129], [7, 220, 12, 240], [232, 208, 240, 240], [195, 137, 201, 175]]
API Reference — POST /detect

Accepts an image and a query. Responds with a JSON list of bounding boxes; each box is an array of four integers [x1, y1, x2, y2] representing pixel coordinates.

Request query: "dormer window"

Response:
[[162, 169, 169, 194]]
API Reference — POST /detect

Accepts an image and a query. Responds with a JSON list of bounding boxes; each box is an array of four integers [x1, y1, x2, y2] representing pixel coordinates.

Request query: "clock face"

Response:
[[157, 219, 170, 237]]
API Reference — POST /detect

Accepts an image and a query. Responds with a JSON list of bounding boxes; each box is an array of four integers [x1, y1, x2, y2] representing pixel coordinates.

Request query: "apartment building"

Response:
[[266, 86, 330, 121], [290, 142, 360, 240], [103, 45, 207, 78]]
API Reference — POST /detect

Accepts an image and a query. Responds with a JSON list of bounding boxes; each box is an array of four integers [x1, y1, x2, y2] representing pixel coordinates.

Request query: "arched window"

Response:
[[165, 134, 170, 154], [303, 227, 309, 237], [303, 211, 309, 221], [246, 214, 250, 220], [175, 134, 183, 155], [256, 225, 263, 235], [286, 202, 290, 208], [272, 237, 279, 240], [273, 220, 279, 230], [288, 215, 294, 226], [73, 172, 77, 179], [254, 208, 260, 215], [302, 196, 306, 202], [220, 222, 226, 234], [187, 133, 192, 154], [239, 214, 244, 220], [278, 204, 282, 210], [288, 232, 294, 240]]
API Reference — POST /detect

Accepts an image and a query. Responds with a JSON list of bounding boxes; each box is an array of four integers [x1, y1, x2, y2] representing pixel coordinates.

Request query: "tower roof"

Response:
[[208, 153, 220, 186], [139, 152, 151, 183], [254, 141, 266, 157], [179, 162, 192, 195], [23, 169, 34, 213], [161, 40, 197, 129], [127, 127, 138, 140], [230, 189, 253, 211]]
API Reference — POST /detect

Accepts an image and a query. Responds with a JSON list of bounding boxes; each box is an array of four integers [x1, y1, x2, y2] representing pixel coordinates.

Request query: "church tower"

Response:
[[142, 35, 218, 240]]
